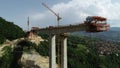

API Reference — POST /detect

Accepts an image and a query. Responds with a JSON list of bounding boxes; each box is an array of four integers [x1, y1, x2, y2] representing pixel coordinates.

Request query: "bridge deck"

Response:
[[33, 23, 87, 34]]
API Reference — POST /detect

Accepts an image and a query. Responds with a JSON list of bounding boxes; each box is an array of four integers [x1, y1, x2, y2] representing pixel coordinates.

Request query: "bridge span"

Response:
[[31, 21, 109, 68], [31, 23, 88, 68], [33, 23, 86, 34]]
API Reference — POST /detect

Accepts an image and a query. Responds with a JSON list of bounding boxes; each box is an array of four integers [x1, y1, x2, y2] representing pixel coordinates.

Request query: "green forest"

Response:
[[0, 17, 25, 43], [35, 34, 120, 68], [1, 32, 120, 68]]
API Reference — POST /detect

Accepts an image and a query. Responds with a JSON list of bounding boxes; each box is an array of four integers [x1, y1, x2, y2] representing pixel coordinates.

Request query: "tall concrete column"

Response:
[[61, 34, 67, 68], [49, 34, 56, 68]]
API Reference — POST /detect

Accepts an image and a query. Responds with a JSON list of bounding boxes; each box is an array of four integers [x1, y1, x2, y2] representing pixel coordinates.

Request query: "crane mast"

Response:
[[42, 3, 61, 68], [27, 16, 30, 31]]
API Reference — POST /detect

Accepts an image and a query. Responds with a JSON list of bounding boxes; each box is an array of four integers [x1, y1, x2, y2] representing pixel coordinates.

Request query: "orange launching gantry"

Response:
[[85, 16, 110, 32]]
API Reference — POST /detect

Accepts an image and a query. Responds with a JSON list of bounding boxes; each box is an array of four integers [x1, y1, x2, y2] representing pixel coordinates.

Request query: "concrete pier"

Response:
[[49, 34, 56, 68], [61, 34, 67, 68]]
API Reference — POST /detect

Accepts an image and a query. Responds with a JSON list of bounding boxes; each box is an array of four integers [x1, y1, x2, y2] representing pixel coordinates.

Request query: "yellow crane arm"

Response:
[[42, 3, 61, 21]]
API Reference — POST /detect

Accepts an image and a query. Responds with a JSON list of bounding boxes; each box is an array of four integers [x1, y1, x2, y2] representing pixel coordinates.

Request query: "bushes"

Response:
[[67, 43, 100, 68], [0, 34, 6, 44], [0, 46, 13, 68], [34, 41, 49, 56]]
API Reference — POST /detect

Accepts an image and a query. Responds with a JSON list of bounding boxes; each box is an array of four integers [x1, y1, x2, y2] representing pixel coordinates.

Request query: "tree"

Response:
[[34, 41, 49, 56], [0, 46, 13, 68], [0, 34, 5, 44]]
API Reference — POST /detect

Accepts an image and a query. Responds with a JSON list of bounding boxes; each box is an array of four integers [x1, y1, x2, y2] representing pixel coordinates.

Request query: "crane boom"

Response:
[[42, 3, 61, 21]]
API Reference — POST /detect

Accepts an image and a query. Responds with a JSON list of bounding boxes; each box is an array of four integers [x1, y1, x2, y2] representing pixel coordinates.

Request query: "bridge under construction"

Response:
[[29, 3, 110, 68], [31, 18, 109, 68]]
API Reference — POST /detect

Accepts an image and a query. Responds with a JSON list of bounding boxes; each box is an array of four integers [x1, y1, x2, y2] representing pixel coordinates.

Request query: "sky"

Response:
[[0, 0, 120, 30]]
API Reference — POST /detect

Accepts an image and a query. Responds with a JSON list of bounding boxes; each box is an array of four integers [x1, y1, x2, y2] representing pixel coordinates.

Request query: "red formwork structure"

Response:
[[85, 16, 110, 32]]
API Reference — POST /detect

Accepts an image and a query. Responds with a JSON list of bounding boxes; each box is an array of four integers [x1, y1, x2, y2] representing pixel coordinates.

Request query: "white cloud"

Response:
[[30, 0, 120, 27], [31, 13, 45, 20]]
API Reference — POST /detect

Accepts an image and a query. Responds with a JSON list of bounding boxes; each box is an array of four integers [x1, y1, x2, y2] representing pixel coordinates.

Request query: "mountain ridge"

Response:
[[71, 27, 120, 42]]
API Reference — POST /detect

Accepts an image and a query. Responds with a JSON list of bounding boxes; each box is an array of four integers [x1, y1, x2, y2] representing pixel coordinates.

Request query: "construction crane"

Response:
[[42, 3, 62, 22], [42, 3, 61, 68], [27, 16, 30, 31]]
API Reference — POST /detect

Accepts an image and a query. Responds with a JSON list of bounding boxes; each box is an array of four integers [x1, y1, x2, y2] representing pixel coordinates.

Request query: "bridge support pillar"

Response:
[[61, 34, 67, 68], [49, 34, 56, 68]]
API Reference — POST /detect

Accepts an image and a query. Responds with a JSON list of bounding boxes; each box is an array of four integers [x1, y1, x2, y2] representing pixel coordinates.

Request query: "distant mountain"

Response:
[[71, 27, 120, 42], [110, 27, 120, 31]]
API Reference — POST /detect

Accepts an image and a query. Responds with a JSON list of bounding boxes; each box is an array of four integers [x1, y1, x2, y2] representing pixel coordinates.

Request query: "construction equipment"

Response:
[[42, 3, 62, 21], [85, 16, 110, 32], [42, 3, 61, 68], [27, 16, 30, 31], [31, 15, 110, 68]]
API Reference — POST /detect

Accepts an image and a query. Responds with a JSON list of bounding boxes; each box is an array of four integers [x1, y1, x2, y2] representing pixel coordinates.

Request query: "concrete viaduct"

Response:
[[31, 22, 109, 68], [31, 23, 88, 68]]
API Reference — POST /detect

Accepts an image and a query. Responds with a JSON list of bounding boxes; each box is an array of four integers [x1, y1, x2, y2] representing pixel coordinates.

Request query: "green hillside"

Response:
[[71, 27, 120, 42], [0, 34, 120, 68], [36, 35, 120, 68], [0, 17, 25, 43]]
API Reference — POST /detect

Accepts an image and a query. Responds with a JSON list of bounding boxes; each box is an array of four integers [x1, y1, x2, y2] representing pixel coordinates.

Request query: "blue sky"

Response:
[[0, 0, 120, 30]]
